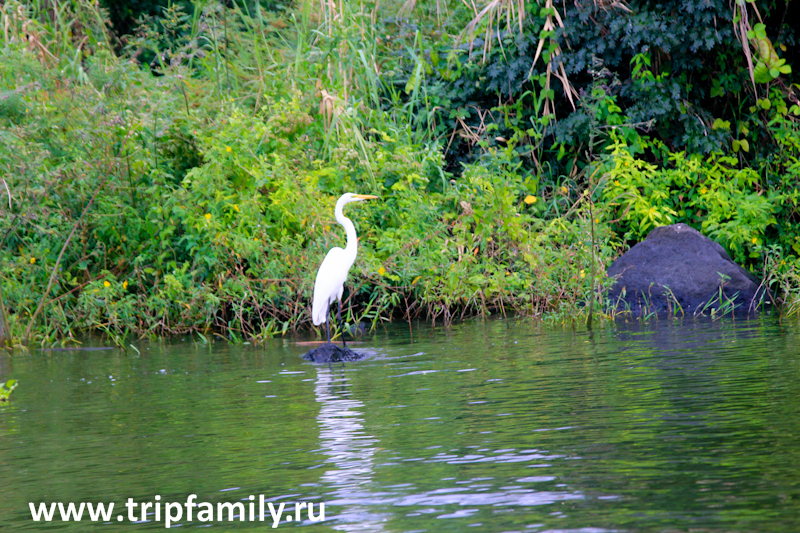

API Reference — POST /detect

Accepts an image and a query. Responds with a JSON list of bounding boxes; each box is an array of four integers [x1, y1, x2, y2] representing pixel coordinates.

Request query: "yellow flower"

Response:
[[226, 146, 232, 153], [123, 280, 128, 289], [594, 218, 600, 224], [524, 195, 537, 205], [205, 213, 212, 221], [752, 237, 758, 244], [561, 186, 568, 194], [324, 225, 331, 232], [580, 269, 586, 278], [30, 257, 36, 264], [233, 204, 240, 212], [614, 180, 620, 187], [700, 187, 708, 194], [104, 281, 111, 288], [378, 267, 386, 276]]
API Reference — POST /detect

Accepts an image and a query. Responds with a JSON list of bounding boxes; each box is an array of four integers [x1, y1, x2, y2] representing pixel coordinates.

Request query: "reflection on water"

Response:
[[315, 367, 387, 531], [1, 317, 800, 532], [313, 366, 587, 532]]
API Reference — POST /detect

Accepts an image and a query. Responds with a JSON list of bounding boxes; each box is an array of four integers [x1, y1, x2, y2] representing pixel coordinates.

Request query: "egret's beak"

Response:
[[352, 194, 379, 200]]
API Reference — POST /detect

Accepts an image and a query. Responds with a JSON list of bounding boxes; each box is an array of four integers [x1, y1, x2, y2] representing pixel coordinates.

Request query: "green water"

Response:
[[2, 318, 800, 532]]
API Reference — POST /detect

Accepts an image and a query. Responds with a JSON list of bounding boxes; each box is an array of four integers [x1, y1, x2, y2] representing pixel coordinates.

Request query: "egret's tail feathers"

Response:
[[311, 309, 327, 326], [311, 300, 327, 326]]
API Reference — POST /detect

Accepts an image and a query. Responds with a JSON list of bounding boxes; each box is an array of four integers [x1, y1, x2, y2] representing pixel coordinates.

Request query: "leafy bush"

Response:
[[388, 0, 797, 181], [600, 134, 779, 263]]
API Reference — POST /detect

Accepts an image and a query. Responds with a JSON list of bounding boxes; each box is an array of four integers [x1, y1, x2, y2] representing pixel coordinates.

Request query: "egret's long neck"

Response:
[[335, 201, 358, 263]]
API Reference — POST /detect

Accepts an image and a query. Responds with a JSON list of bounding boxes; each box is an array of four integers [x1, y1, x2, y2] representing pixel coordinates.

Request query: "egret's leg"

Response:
[[338, 299, 347, 349], [325, 311, 331, 345]]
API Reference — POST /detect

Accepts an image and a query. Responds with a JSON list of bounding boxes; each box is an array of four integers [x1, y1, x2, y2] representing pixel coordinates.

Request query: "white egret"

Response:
[[312, 193, 378, 347]]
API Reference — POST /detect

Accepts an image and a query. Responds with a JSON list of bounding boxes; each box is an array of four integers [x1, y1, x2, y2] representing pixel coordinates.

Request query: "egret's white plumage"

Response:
[[312, 193, 377, 343]]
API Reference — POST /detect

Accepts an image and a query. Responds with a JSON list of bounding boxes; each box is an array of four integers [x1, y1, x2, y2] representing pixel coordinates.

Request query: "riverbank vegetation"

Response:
[[0, 0, 798, 346]]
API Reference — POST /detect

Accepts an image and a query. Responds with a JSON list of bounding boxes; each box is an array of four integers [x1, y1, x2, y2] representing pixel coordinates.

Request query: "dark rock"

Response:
[[301, 343, 367, 363], [606, 224, 769, 315]]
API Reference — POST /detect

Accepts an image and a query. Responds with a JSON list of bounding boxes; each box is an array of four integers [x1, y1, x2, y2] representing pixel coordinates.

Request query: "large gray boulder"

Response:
[[606, 224, 769, 315]]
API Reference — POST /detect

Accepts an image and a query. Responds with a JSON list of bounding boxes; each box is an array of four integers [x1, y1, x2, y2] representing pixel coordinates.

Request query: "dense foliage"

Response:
[[0, 0, 798, 346]]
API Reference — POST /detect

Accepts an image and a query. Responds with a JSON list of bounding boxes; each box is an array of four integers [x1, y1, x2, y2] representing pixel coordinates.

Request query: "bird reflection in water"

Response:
[[314, 366, 388, 531]]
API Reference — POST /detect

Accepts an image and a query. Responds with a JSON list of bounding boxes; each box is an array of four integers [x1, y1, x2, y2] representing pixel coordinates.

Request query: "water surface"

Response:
[[1, 317, 799, 531]]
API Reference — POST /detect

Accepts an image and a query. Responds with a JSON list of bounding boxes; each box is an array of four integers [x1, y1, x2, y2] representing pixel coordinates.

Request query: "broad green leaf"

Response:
[[712, 118, 730, 131]]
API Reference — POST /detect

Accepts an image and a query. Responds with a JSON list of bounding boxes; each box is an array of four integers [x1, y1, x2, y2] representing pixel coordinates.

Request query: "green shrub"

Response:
[[600, 134, 780, 263]]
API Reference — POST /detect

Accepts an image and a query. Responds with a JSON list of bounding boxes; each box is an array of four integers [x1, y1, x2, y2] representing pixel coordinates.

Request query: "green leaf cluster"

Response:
[[0, 380, 17, 401], [601, 134, 780, 263]]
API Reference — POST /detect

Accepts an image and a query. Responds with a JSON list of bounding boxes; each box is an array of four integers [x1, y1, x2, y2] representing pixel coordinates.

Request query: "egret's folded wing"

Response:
[[311, 247, 349, 325]]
